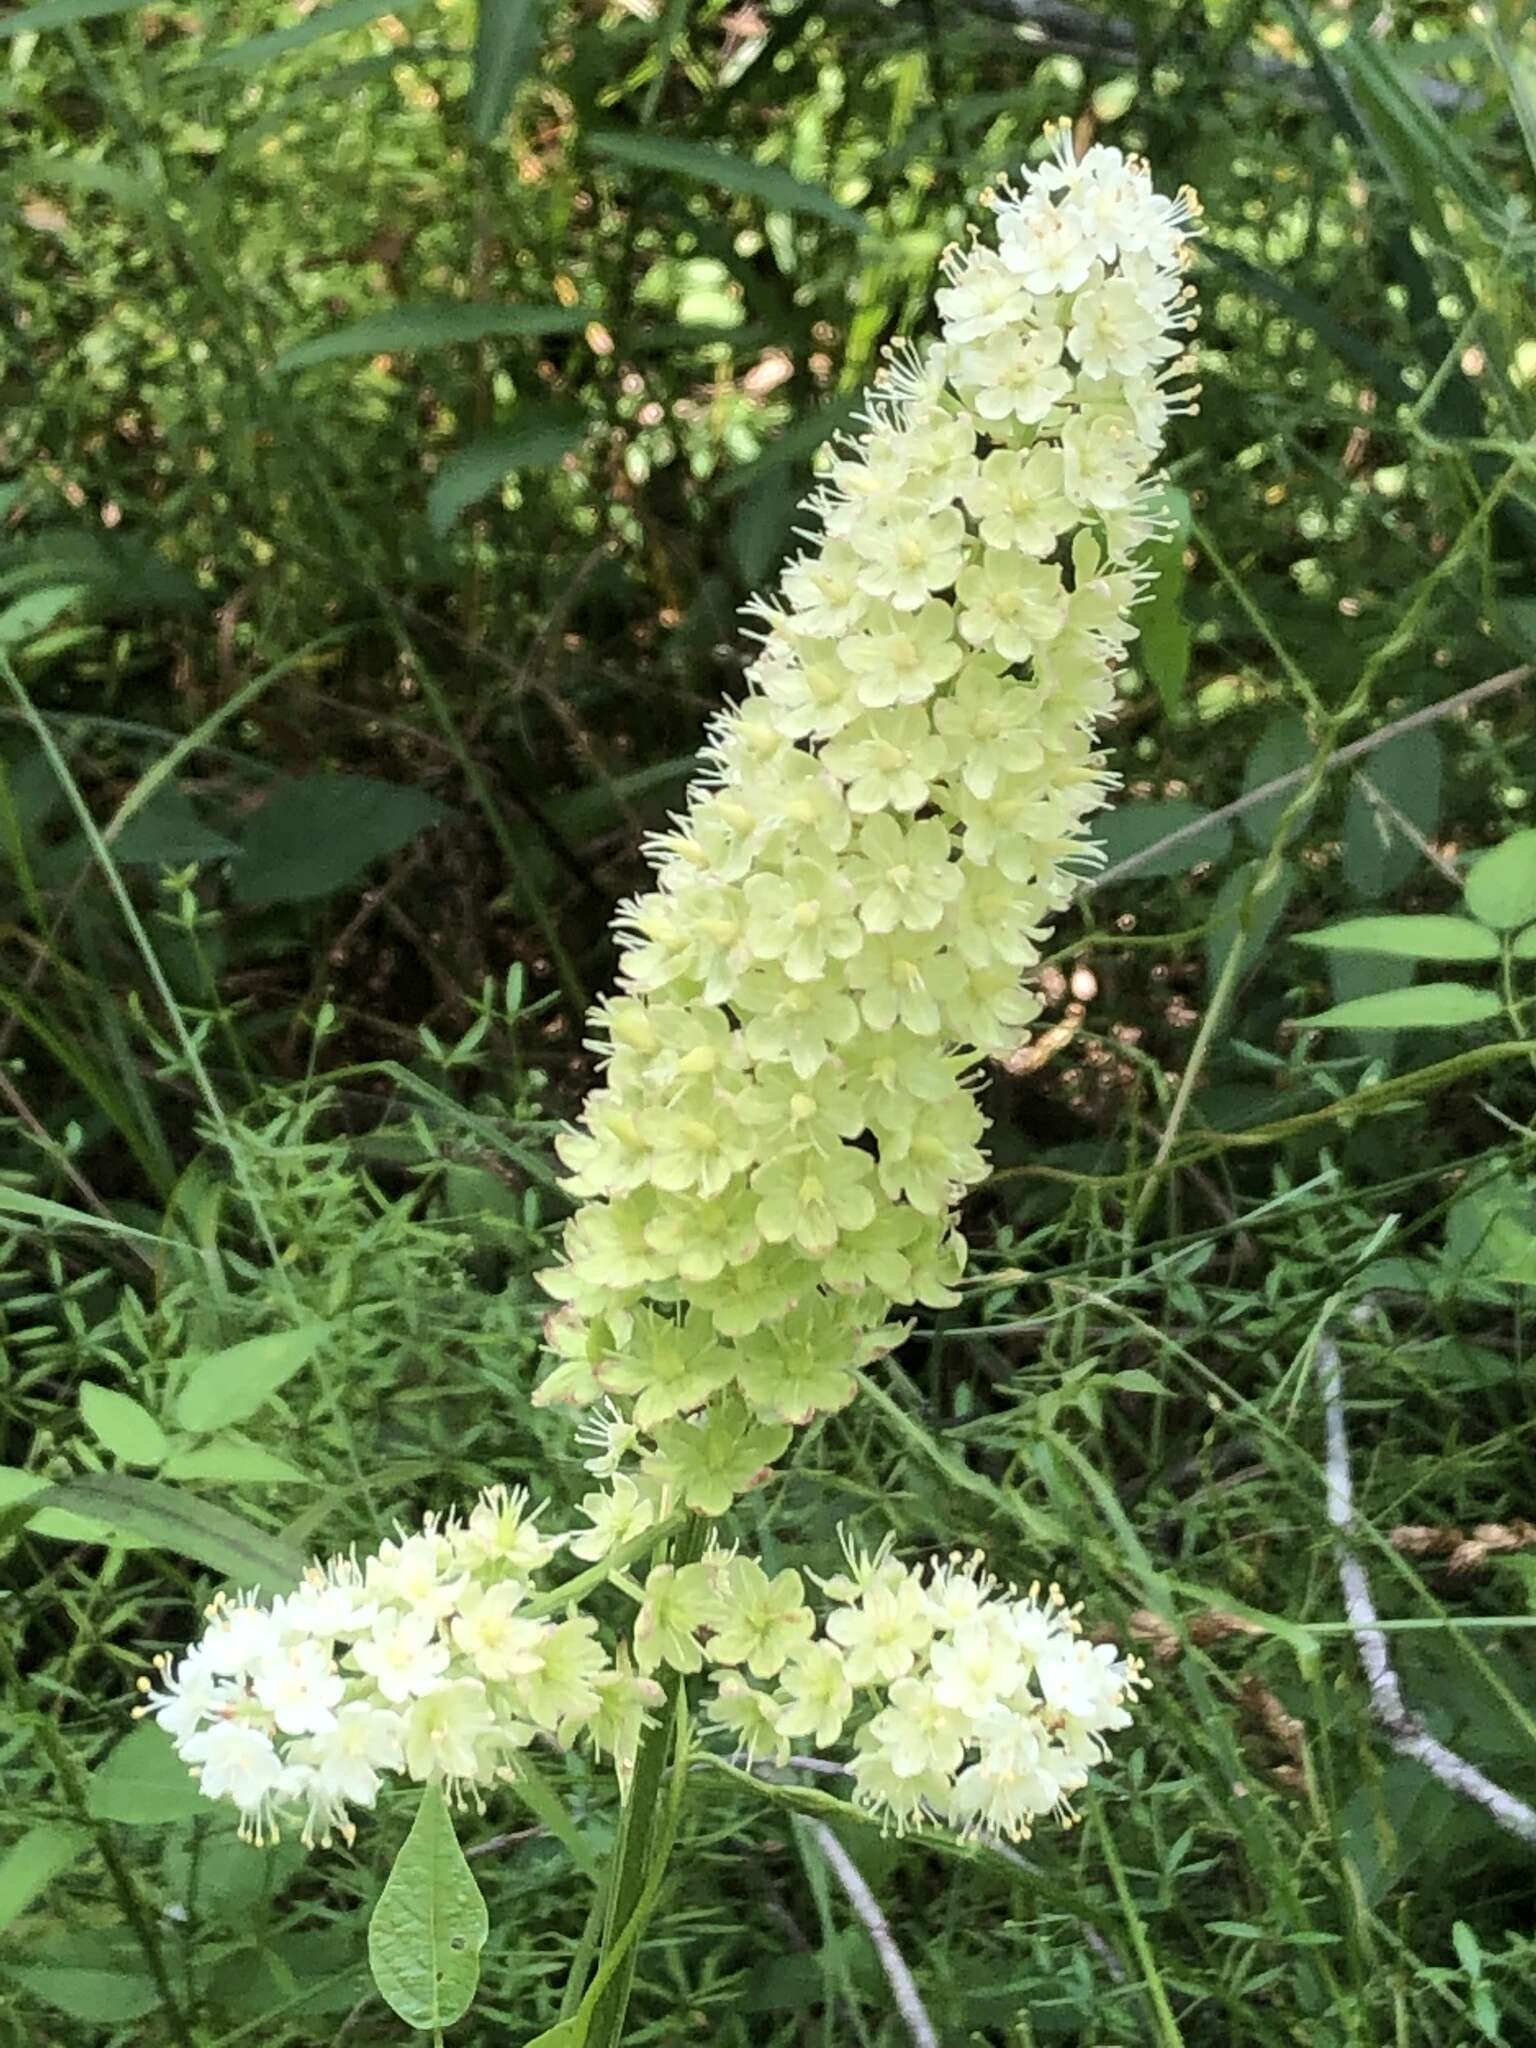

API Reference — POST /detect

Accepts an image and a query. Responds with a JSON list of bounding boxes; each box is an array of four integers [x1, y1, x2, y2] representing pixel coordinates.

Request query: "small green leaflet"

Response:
[[1294, 915, 1499, 962], [586, 130, 867, 234], [1096, 797, 1232, 880], [368, 1783, 488, 2032], [1306, 983, 1502, 1030], [174, 1323, 330, 1434], [468, 0, 542, 142], [233, 774, 446, 908], [275, 301, 587, 374], [79, 1384, 168, 1468], [1463, 829, 1536, 933]]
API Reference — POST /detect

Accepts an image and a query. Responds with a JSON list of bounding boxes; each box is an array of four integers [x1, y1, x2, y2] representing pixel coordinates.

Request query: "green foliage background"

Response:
[[2, 0, 1535, 2042]]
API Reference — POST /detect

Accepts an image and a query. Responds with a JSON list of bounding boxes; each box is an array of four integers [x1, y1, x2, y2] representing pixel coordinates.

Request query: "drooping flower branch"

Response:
[[144, 1492, 1142, 1849], [536, 128, 1200, 1514]]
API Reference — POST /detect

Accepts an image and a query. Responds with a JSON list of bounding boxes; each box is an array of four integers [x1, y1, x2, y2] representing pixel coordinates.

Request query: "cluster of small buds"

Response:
[[537, 126, 1201, 1509], [138, 1488, 662, 1846], [668, 1536, 1144, 1842]]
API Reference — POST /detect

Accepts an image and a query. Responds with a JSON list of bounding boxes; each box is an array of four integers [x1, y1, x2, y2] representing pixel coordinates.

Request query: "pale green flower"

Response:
[[819, 707, 947, 814], [706, 1674, 790, 1765], [837, 598, 963, 709], [597, 1306, 734, 1432], [643, 1396, 791, 1517], [633, 1560, 724, 1674], [743, 856, 863, 983], [954, 549, 1067, 665], [520, 1615, 607, 1732], [707, 1559, 815, 1678], [775, 1640, 855, 1748], [751, 1141, 877, 1256], [846, 814, 963, 935]]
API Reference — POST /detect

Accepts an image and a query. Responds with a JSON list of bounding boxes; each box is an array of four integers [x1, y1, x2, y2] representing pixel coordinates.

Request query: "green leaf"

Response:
[[1239, 711, 1313, 849], [161, 1443, 309, 1485], [427, 411, 586, 535], [1513, 924, 1536, 961], [468, 0, 542, 142], [233, 774, 446, 907], [79, 1384, 168, 1469], [195, 0, 427, 71], [1306, 983, 1502, 1031], [587, 130, 867, 234], [274, 300, 585, 373], [10, 1960, 159, 2026], [0, 1825, 90, 1935], [173, 1323, 329, 1433], [0, 585, 87, 649], [112, 785, 238, 866], [368, 1783, 488, 2032], [1344, 728, 1442, 901], [1294, 915, 1498, 962], [23, 1471, 303, 1586], [1445, 1172, 1536, 1287], [8, 155, 158, 213], [1205, 859, 1293, 993], [1463, 830, 1536, 933], [0, 0, 143, 37], [1096, 798, 1232, 880], [86, 1722, 213, 1826], [1134, 487, 1193, 715]]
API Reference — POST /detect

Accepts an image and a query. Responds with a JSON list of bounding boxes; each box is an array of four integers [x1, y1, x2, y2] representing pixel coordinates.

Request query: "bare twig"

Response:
[[808, 1820, 940, 2048], [1316, 1334, 1536, 1847], [1089, 665, 1532, 894]]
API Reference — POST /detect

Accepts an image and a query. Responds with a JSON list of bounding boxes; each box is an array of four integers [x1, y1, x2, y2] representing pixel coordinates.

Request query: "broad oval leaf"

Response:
[[1343, 728, 1442, 901], [1294, 914, 1498, 962], [174, 1323, 329, 1434], [1239, 710, 1314, 850], [79, 1384, 168, 1469], [86, 1722, 214, 1826], [587, 130, 868, 234], [233, 774, 446, 908], [1305, 982, 1502, 1031], [368, 1783, 488, 2032], [1463, 829, 1536, 932], [1096, 798, 1232, 880], [0, 1825, 90, 1936], [275, 300, 586, 374], [10, 1959, 159, 2026], [427, 411, 586, 535]]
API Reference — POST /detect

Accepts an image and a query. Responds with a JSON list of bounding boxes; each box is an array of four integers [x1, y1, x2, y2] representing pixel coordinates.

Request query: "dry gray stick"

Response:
[[808, 1820, 941, 2048], [1317, 1334, 1536, 1847], [1088, 663, 1532, 894]]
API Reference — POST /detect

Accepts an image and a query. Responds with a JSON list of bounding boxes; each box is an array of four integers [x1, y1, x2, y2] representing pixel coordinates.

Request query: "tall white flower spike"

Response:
[[536, 126, 1200, 1514]]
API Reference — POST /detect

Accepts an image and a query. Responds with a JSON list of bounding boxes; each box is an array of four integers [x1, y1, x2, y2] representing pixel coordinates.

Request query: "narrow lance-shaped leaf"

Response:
[[275, 301, 587, 374], [1305, 983, 1503, 1031], [587, 130, 868, 234], [1294, 915, 1499, 962]]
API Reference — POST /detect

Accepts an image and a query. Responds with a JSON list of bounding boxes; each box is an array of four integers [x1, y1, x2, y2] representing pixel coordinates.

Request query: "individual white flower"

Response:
[[450, 1582, 546, 1684], [825, 1571, 934, 1686], [289, 1702, 405, 1842], [850, 504, 967, 610], [366, 1529, 464, 1619], [454, 1485, 564, 1575], [351, 1610, 450, 1704], [181, 1722, 292, 1840], [995, 188, 1096, 295], [283, 1563, 377, 1643], [401, 1678, 501, 1785], [200, 1597, 282, 1678], [569, 1474, 657, 1562], [252, 1638, 345, 1737], [141, 1645, 230, 1743]]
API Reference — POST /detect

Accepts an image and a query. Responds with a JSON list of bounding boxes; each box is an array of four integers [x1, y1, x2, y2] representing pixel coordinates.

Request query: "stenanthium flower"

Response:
[[146, 1497, 1142, 1852], [138, 1488, 661, 1846], [536, 127, 1200, 1511]]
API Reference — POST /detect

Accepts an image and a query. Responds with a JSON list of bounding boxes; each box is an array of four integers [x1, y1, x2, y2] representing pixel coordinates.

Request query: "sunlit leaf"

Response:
[[173, 1324, 330, 1434], [1294, 915, 1498, 962], [79, 1384, 168, 1468], [1305, 983, 1502, 1030], [1463, 830, 1536, 933], [368, 1783, 488, 2031]]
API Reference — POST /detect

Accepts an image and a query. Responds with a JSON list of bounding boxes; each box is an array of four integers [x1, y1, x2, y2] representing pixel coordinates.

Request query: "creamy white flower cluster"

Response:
[[138, 1488, 661, 1846], [537, 128, 1200, 1503], [145, 1486, 1141, 1850], [652, 1535, 1142, 1842]]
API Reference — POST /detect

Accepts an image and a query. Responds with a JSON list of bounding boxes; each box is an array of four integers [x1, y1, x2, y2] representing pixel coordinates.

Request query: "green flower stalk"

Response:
[[538, 128, 1201, 1512]]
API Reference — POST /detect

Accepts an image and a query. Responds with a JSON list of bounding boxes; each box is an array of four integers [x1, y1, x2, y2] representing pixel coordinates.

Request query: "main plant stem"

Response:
[[584, 1515, 707, 2048]]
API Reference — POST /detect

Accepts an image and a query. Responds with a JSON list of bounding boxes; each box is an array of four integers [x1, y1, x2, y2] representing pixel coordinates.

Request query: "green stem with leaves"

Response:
[[584, 1514, 708, 2048]]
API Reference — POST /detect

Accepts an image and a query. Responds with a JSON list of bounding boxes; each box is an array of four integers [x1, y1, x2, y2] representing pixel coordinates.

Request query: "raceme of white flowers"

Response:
[[143, 128, 1197, 1854], [536, 128, 1200, 1511], [144, 1493, 1143, 1849]]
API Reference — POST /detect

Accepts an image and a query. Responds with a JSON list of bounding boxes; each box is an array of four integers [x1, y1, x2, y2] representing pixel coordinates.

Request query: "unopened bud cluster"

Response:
[[538, 129, 1200, 1502]]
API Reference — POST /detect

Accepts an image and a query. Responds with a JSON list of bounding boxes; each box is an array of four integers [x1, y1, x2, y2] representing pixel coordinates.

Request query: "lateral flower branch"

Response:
[[144, 130, 1200, 1870]]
